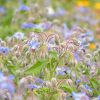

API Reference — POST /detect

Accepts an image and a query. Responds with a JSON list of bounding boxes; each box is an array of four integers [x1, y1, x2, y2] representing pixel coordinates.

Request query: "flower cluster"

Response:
[[0, 71, 15, 100], [0, 0, 100, 100]]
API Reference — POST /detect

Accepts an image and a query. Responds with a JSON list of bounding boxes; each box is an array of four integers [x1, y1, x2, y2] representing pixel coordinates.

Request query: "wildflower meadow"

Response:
[[0, 0, 100, 100]]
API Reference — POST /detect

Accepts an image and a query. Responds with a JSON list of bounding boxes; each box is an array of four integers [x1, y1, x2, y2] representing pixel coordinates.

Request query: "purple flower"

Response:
[[0, 46, 10, 55], [79, 7, 89, 13], [88, 37, 94, 42], [47, 43, 55, 51], [56, 67, 69, 75], [28, 41, 40, 49], [0, 71, 4, 82], [75, 79, 81, 85], [0, 6, 5, 13], [35, 78, 43, 85], [85, 32, 90, 36], [62, 23, 71, 38], [98, 95, 100, 100], [81, 75, 89, 82], [8, 75, 15, 81], [48, 46, 51, 51], [21, 23, 37, 28], [0, 82, 15, 95], [72, 92, 90, 100], [78, 34, 88, 38], [0, 71, 15, 95], [55, 7, 65, 16], [74, 51, 80, 61], [18, 4, 30, 11], [21, 22, 51, 31], [63, 23, 69, 32], [84, 84, 92, 92], [56, 67, 65, 75], [38, 22, 52, 31], [28, 84, 40, 90]]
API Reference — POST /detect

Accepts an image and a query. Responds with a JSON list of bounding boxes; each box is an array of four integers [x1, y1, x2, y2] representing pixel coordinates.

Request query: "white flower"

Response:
[[46, 6, 55, 16], [13, 32, 24, 40]]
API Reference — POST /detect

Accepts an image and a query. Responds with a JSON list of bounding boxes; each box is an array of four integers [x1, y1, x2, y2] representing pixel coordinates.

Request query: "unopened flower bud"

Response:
[[60, 91, 67, 100], [51, 77, 57, 87], [66, 79, 73, 86], [45, 81, 52, 88]]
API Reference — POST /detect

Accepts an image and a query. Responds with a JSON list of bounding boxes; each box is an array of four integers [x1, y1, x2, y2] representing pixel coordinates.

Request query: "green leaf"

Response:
[[33, 28, 42, 33], [66, 51, 73, 62], [97, 68, 100, 75], [60, 85, 73, 93], [25, 59, 47, 75], [89, 78, 100, 96], [7, 65, 17, 75], [37, 87, 50, 94], [49, 50, 58, 58]]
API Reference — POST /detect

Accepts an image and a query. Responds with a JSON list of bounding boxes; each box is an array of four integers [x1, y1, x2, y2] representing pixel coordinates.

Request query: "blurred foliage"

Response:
[[0, 0, 100, 39]]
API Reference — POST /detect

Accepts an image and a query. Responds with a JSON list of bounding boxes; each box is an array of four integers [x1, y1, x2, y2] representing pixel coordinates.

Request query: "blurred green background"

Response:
[[0, 0, 100, 39]]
